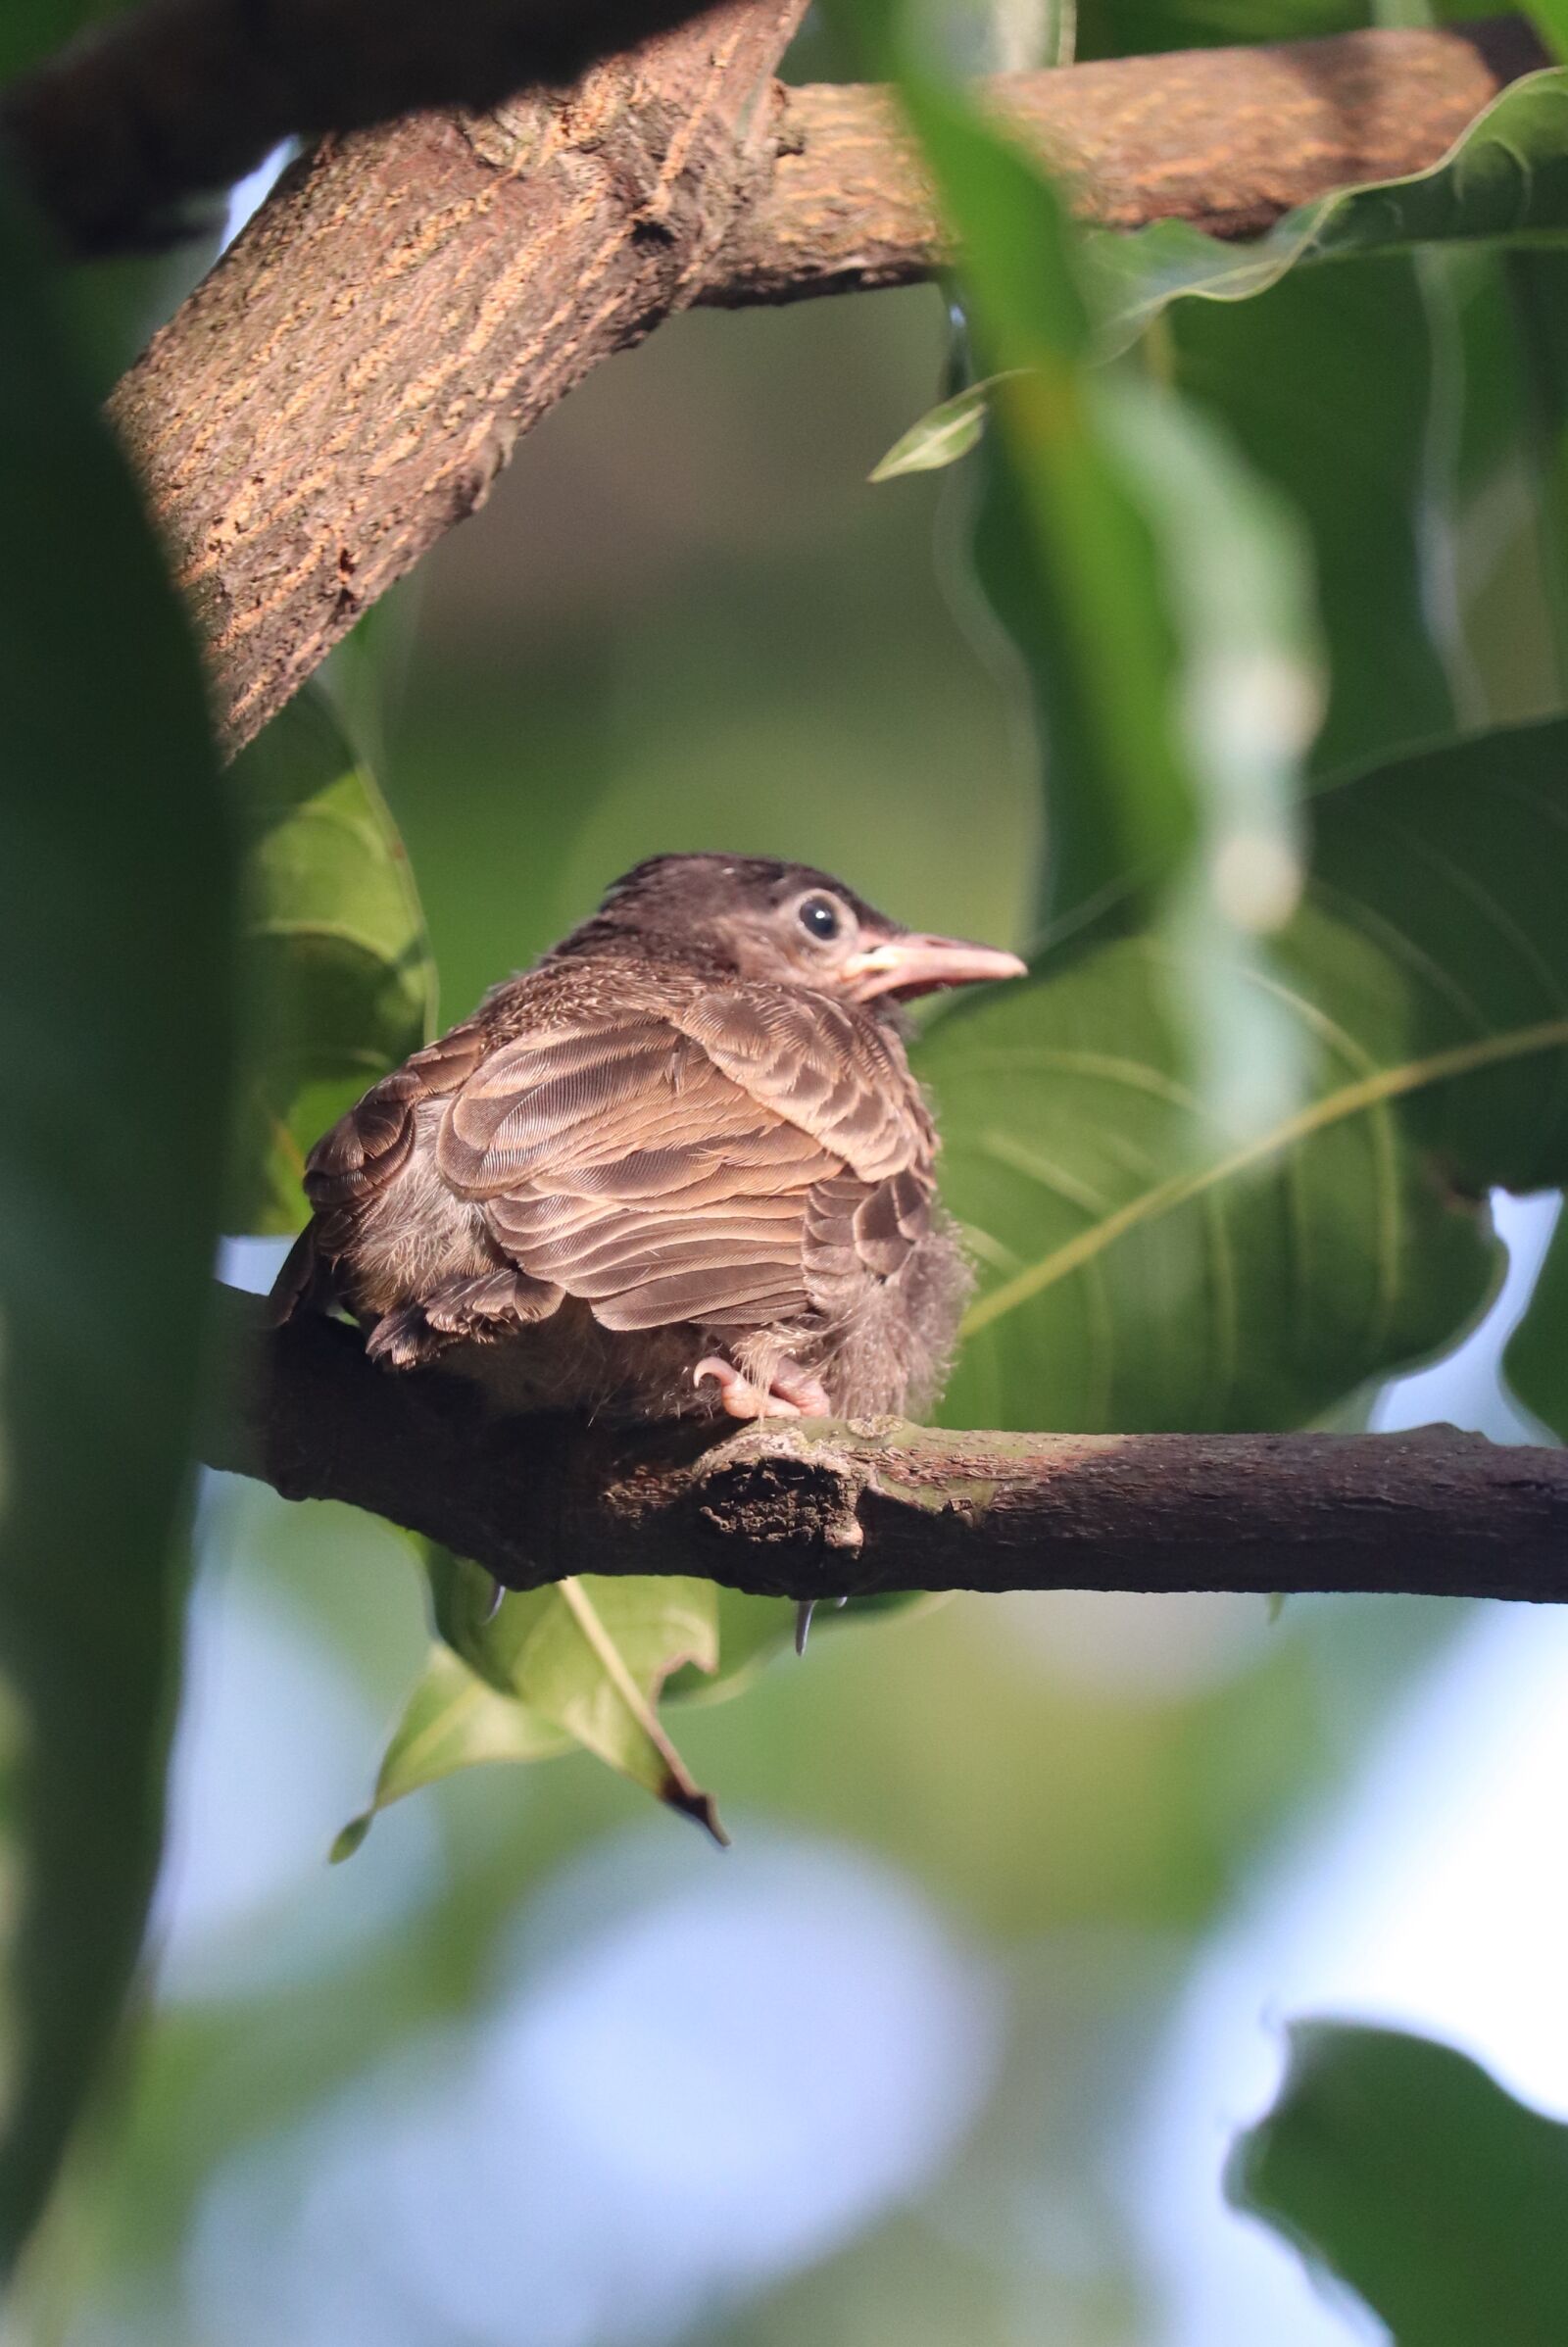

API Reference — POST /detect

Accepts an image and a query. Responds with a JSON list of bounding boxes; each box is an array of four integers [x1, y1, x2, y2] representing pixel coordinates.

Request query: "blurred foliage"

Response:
[[1089, 73, 1568, 348], [1230, 2021, 1568, 2344], [1504, 1205, 1568, 1434], [0, 172, 233, 2267], [1077, 0, 1362, 57], [2, 0, 219, 395], [923, 717, 1568, 1431], [228, 687, 435, 1237], [0, 0, 132, 80], [1530, 0, 1568, 61], [3, 0, 1568, 2330], [884, 70, 1568, 779], [854, 20, 1316, 1020]]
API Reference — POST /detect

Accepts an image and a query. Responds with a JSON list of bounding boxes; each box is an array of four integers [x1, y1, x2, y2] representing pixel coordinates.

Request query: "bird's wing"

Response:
[[675, 987, 933, 1186], [302, 1019, 490, 1214], [436, 993, 931, 1336], [269, 1018, 493, 1323]]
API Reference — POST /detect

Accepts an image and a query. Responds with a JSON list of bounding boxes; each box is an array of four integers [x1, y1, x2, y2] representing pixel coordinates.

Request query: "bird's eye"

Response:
[[798, 895, 842, 942]]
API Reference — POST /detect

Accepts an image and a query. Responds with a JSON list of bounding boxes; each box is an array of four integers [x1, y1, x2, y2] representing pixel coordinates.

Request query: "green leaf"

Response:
[[1167, 261, 1466, 782], [868, 372, 1020, 479], [1504, 1202, 1568, 1435], [888, 87, 1318, 1139], [227, 687, 436, 1235], [904, 91, 1198, 917], [0, 176, 233, 2264], [920, 714, 1568, 1433], [1077, 0, 1361, 61], [330, 1644, 571, 1861], [0, 0, 132, 79], [1500, 247, 1568, 700], [1131, 129, 1568, 770], [1228, 2021, 1568, 2345], [893, 60, 1568, 780], [1088, 73, 1568, 352], [1534, 1, 1568, 67], [342, 1555, 726, 1850]]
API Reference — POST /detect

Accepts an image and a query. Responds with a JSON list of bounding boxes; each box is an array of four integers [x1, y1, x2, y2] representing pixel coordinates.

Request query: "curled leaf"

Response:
[[868, 371, 1024, 480], [342, 1557, 726, 1853], [1088, 70, 1568, 351]]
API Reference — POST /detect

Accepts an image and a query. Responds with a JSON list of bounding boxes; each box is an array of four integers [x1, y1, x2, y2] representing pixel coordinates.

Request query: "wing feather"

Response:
[[425, 989, 935, 1338], [303, 1019, 488, 1213]]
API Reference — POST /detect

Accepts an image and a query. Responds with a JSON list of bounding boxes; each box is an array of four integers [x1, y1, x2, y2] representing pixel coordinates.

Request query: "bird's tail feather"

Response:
[[269, 1220, 333, 1325]]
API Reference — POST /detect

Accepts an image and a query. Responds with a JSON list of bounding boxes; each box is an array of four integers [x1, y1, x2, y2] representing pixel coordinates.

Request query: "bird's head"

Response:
[[562, 854, 1027, 1006]]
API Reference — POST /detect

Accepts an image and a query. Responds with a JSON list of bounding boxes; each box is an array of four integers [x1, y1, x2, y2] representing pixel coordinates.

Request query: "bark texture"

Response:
[[106, 14, 1548, 755], [204, 1286, 1568, 1605], [107, 1, 807, 753], [706, 17, 1549, 301]]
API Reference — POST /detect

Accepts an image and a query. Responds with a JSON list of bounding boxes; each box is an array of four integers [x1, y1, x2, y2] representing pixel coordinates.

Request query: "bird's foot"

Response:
[[693, 1355, 831, 1420]]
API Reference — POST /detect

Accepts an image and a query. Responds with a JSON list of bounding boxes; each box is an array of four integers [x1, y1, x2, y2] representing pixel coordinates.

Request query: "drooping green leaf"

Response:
[[868, 371, 1019, 479], [919, 715, 1568, 1433], [227, 686, 436, 1235], [1133, 83, 1568, 772], [342, 1553, 725, 1850], [0, 173, 233, 2265], [330, 1643, 571, 1862], [1228, 2021, 1568, 2345], [337, 1567, 924, 1856], [1504, 1200, 1568, 1435], [1087, 72, 1568, 351]]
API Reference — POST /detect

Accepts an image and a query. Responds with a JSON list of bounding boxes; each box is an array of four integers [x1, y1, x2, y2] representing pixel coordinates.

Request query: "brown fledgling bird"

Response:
[[273, 856, 1024, 1622]]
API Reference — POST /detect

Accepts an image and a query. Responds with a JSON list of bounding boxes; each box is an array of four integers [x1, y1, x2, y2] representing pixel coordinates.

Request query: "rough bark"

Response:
[[706, 17, 1549, 301], [1, 0, 738, 254], [106, 0, 808, 755], [204, 1286, 1568, 1605], [106, 14, 1548, 757]]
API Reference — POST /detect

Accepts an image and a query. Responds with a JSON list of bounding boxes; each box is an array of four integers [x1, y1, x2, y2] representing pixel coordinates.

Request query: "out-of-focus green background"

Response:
[[386, 287, 1036, 1007], [14, 155, 1562, 2347], [7, 0, 1568, 2336]]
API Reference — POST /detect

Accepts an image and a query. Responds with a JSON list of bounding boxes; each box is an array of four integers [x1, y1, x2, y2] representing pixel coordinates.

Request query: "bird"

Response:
[[271, 854, 1025, 1640]]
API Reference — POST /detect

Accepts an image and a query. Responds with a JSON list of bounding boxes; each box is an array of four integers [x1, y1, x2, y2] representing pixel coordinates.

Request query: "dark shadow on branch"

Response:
[[203, 1284, 1568, 1606]]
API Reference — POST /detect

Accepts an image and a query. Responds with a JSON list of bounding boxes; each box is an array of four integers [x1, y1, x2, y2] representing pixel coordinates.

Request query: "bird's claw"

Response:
[[795, 1594, 849, 1655]]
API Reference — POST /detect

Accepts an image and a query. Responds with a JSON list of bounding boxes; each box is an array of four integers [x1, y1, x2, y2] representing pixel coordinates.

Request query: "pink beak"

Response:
[[840, 931, 1028, 1003]]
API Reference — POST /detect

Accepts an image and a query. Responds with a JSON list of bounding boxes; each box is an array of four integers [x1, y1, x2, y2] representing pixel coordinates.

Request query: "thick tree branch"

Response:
[[1, 0, 736, 255], [204, 1286, 1568, 1605], [706, 16, 1548, 300], [105, 14, 1548, 757], [108, 0, 808, 755]]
